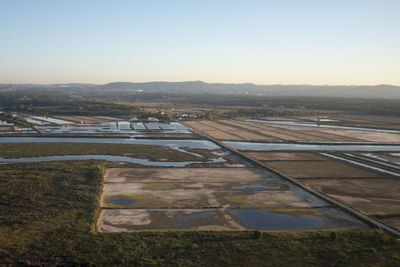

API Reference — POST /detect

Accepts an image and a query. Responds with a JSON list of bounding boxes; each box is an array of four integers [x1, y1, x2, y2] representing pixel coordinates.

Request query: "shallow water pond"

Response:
[[98, 208, 367, 232]]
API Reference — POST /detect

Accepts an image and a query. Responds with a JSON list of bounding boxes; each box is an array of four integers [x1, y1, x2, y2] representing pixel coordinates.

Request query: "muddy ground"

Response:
[[379, 217, 400, 231], [98, 207, 366, 232], [302, 178, 400, 216], [98, 167, 367, 231]]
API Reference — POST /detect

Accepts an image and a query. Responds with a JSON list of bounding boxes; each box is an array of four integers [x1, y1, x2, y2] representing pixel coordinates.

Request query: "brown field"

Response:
[[260, 124, 364, 142], [246, 128, 296, 141], [276, 130, 329, 142], [218, 118, 400, 142], [235, 120, 328, 142], [300, 130, 362, 142], [194, 119, 341, 142], [244, 152, 328, 161], [185, 121, 272, 141], [203, 121, 270, 140], [184, 121, 216, 131], [262, 160, 382, 178], [202, 130, 242, 140], [199, 120, 239, 132], [318, 129, 400, 143], [231, 119, 400, 143], [0, 126, 13, 132], [231, 121, 298, 141], [248, 122, 362, 142], [54, 115, 114, 124], [322, 115, 400, 130], [220, 120, 283, 141], [301, 178, 400, 216], [232, 131, 270, 141], [380, 217, 400, 231]]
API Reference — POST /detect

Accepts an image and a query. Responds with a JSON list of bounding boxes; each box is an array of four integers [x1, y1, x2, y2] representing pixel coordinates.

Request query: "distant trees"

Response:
[[2, 90, 400, 118]]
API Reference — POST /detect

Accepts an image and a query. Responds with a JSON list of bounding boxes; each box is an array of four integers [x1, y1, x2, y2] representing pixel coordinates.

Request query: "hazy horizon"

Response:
[[1, 0, 399, 85], [1, 80, 400, 87]]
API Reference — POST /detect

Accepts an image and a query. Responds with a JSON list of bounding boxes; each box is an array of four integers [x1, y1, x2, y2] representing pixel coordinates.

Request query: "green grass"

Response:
[[0, 142, 207, 162], [0, 161, 399, 265]]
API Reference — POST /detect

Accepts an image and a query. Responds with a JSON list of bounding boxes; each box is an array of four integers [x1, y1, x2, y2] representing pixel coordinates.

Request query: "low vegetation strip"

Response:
[[0, 162, 399, 265], [0, 142, 206, 162]]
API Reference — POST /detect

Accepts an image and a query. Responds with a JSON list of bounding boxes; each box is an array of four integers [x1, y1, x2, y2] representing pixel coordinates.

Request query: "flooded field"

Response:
[[2, 115, 193, 137], [0, 120, 14, 126], [240, 151, 400, 233], [98, 207, 363, 232], [36, 122, 191, 136], [97, 167, 367, 232]]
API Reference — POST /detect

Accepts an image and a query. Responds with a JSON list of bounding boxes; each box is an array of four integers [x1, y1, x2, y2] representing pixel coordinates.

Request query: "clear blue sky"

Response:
[[1, 0, 399, 85]]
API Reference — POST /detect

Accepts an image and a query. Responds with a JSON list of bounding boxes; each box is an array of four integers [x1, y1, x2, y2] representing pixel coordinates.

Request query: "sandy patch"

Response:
[[104, 168, 268, 183]]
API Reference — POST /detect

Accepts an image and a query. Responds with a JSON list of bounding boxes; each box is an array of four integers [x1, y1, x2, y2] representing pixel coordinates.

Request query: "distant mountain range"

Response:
[[1, 81, 400, 99]]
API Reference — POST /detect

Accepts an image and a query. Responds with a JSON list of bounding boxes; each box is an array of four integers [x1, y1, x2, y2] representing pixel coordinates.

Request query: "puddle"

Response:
[[224, 141, 400, 152], [108, 198, 136, 205], [232, 182, 268, 190], [173, 211, 218, 225], [99, 209, 228, 231], [228, 209, 324, 229]]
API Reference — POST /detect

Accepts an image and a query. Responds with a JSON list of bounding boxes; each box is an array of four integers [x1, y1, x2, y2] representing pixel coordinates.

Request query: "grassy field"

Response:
[[0, 161, 399, 265], [0, 142, 208, 162]]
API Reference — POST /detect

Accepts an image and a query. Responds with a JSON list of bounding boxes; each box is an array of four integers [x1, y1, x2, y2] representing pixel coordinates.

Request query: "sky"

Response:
[[1, 0, 399, 85]]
